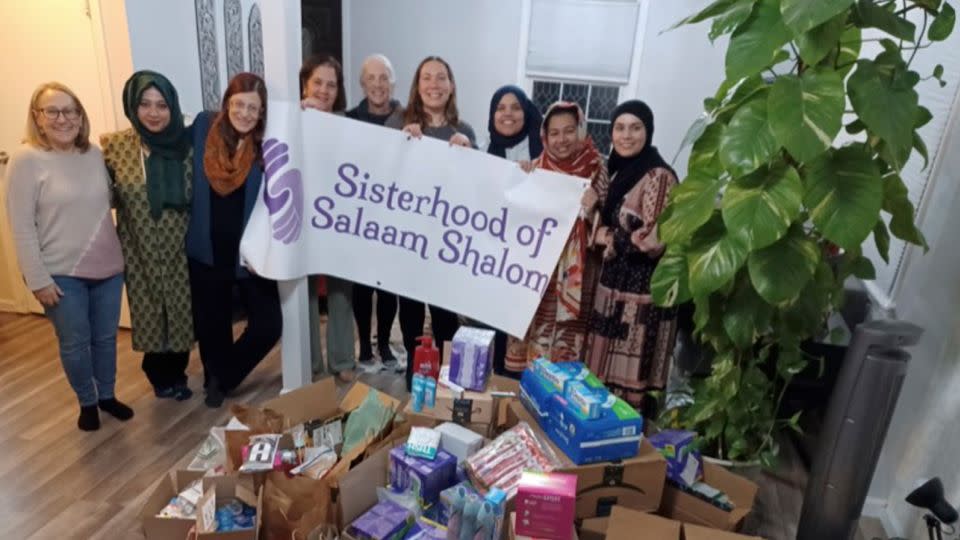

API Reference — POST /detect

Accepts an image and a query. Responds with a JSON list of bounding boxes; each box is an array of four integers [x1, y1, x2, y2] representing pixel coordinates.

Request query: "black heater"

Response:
[[905, 478, 958, 540]]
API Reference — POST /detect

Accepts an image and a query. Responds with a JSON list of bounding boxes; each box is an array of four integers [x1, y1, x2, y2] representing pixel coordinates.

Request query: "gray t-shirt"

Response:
[[384, 109, 477, 147], [5, 144, 124, 290]]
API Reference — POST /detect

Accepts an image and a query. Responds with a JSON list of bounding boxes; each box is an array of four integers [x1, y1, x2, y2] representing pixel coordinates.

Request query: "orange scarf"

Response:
[[203, 114, 256, 196]]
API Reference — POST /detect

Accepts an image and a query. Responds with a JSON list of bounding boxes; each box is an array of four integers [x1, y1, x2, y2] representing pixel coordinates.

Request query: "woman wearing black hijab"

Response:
[[484, 86, 544, 376], [585, 100, 679, 412]]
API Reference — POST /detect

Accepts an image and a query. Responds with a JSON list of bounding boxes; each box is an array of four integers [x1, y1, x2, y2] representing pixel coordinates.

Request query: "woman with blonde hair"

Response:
[[5, 82, 132, 430]]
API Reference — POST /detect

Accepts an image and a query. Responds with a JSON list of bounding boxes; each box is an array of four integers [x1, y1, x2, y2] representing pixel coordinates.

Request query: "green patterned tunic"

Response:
[[101, 129, 194, 352]]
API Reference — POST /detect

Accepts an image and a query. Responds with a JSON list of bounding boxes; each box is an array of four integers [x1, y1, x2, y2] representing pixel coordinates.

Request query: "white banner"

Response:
[[240, 102, 587, 337]]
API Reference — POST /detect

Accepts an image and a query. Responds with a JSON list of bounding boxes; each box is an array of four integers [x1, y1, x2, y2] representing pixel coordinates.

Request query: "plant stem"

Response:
[[907, 12, 929, 69]]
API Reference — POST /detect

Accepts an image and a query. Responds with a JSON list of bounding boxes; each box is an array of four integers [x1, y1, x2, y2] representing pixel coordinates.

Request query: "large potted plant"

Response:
[[652, 0, 955, 466]]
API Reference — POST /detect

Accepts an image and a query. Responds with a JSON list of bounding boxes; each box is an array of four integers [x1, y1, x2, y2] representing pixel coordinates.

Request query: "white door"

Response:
[[0, 0, 133, 326]]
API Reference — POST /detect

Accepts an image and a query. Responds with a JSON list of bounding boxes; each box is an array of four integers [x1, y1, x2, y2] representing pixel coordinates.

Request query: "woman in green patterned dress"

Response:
[[101, 71, 194, 400]]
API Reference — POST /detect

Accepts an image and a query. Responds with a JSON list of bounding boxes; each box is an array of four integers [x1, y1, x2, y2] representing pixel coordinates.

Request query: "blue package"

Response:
[[648, 430, 703, 486], [564, 381, 612, 420], [424, 377, 436, 409], [412, 374, 425, 412], [519, 368, 556, 423], [546, 393, 644, 464]]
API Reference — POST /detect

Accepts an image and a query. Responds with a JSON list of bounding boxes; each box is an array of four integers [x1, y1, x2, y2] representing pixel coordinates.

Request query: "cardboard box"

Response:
[[508, 512, 578, 540], [141, 469, 207, 540], [682, 523, 763, 539], [607, 506, 680, 540], [402, 401, 496, 438], [195, 475, 262, 540], [509, 400, 667, 519], [335, 444, 391, 529], [578, 517, 608, 540], [225, 377, 401, 472], [659, 461, 759, 532]]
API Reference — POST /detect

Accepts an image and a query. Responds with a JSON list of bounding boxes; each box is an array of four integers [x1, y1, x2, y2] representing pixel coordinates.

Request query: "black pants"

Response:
[[142, 351, 190, 390], [398, 296, 459, 389], [353, 284, 397, 351], [188, 260, 282, 393]]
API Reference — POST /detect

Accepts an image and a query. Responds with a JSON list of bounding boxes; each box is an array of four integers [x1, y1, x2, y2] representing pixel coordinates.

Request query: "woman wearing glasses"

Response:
[[101, 71, 194, 402], [5, 82, 132, 431], [186, 73, 281, 407]]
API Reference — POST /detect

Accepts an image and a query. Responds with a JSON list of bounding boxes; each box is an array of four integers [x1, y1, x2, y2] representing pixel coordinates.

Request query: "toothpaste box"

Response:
[[531, 359, 593, 394], [514, 471, 577, 540], [647, 430, 703, 487], [564, 381, 612, 420], [547, 393, 644, 465]]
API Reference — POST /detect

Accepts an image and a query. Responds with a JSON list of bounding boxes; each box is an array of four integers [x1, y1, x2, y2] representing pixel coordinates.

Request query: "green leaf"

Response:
[[929, 2, 956, 41], [829, 25, 862, 78], [855, 0, 918, 41], [916, 106, 933, 128], [845, 119, 866, 134], [687, 215, 751, 296], [777, 345, 808, 378], [768, 72, 845, 162], [916, 0, 944, 11], [851, 256, 876, 279], [748, 226, 820, 304], [725, 0, 793, 81], [661, 171, 723, 244], [933, 64, 945, 79], [652, 245, 693, 307], [715, 75, 769, 123], [913, 132, 929, 169], [719, 98, 780, 176], [688, 121, 725, 173], [711, 1, 757, 41], [778, 260, 835, 337], [781, 0, 854, 35], [848, 60, 919, 170], [723, 278, 774, 348], [874, 219, 891, 263], [668, 0, 756, 30], [795, 12, 849, 66], [805, 145, 884, 250], [721, 164, 803, 250], [674, 115, 711, 165], [883, 175, 928, 249]]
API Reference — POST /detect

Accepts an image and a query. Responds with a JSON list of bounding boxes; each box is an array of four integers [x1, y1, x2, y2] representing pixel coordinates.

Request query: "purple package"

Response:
[[448, 327, 494, 392], [389, 447, 458, 504], [648, 430, 703, 486], [348, 499, 413, 540]]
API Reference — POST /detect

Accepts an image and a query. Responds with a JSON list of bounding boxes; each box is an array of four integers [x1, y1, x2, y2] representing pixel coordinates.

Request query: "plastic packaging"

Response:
[[406, 427, 442, 460], [378, 486, 424, 519], [290, 444, 337, 479], [342, 389, 394, 455], [458, 493, 482, 540], [463, 422, 562, 499], [424, 377, 437, 409], [239, 433, 281, 473], [412, 374, 426, 413], [445, 485, 468, 540]]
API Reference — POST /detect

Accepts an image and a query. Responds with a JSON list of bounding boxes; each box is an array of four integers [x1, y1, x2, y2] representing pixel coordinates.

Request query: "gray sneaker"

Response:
[[358, 358, 384, 374]]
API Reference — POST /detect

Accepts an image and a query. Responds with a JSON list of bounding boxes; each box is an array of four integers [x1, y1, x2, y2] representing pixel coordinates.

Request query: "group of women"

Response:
[[5, 51, 678, 432]]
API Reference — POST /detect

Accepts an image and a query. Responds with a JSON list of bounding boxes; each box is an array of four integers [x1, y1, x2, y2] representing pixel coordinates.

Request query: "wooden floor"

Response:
[[0, 311, 876, 540]]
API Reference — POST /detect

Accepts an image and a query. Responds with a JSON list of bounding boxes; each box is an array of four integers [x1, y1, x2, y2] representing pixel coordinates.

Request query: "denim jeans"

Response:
[[44, 273, 124, 406]]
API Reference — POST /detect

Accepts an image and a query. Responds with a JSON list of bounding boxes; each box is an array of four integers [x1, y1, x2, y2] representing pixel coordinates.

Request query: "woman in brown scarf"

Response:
[[185, 73, 282, 408], [504, 101, 609, 375]]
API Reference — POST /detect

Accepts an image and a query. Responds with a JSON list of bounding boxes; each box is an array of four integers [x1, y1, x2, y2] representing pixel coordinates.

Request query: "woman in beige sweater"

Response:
[[5, 82, 133, 431]]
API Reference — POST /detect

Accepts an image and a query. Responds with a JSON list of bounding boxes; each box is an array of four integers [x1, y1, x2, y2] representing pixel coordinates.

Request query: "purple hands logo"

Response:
[[262, 138, 304, 244]]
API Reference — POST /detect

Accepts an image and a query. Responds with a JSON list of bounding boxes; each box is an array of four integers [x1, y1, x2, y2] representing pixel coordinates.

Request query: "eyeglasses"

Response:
[[229, 101, 262, 115], [37, 107, 81, 121]]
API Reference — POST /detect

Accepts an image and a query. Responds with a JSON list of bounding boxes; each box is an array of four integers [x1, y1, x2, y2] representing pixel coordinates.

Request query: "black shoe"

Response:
[[154, 386, 177, 399], [78, 405, 100, 431], [99, 398, 134, 421], [205, 381, 225, 408], [173, 384, 193, 401]]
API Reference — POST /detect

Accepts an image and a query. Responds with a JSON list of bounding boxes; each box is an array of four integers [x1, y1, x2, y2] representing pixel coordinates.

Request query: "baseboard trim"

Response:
[[863, 497, 904, 538]]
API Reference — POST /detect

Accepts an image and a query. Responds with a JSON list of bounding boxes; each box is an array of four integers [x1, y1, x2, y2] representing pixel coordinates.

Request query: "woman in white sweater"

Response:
[[5, 82, 133, 431]]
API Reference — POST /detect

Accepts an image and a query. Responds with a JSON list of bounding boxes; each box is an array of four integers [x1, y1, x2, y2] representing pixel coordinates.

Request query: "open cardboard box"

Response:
[[659, 460, 758, 532], [507, 400, 668, 520], [224, 377, 401, 472], [141, 469, 207, 540], [584, 506, 764, 540], [195, 475, 263, 540]]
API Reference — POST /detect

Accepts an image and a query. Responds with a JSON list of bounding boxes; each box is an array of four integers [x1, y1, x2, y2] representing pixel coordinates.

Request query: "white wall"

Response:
[[344, 0, 523, 149], [125, 0, 260, 117], [630, 1, 727, 178], [865, 90, 960, 536]]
